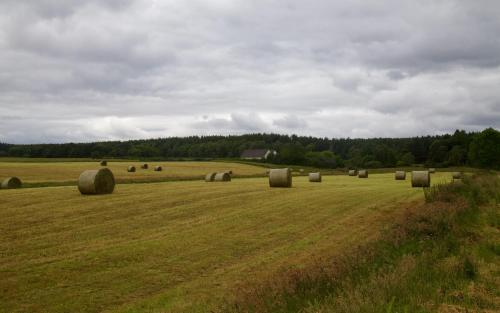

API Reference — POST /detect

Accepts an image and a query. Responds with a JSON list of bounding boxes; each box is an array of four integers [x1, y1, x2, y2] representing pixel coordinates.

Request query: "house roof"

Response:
[[240, 149, 270, 158]]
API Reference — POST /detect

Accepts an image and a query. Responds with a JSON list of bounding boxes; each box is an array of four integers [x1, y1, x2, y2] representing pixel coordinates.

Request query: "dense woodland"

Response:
[[0, 128, 498, 169]]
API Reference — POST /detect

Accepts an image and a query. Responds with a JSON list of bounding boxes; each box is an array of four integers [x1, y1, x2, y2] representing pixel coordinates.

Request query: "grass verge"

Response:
[[225, 173, 500, 313]]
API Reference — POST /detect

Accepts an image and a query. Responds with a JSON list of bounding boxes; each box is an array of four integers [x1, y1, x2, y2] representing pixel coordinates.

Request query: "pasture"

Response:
[[0, 172, 452, 312], [0, 160, 265, 185]]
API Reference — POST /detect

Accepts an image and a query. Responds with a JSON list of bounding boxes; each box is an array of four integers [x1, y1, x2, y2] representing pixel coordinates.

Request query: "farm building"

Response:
[[240, 149, 277, 160]]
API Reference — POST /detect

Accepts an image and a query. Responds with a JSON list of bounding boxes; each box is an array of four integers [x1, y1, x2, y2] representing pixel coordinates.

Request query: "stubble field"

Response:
[[0, 166, 452, 312], [0, 160, 266, 185]]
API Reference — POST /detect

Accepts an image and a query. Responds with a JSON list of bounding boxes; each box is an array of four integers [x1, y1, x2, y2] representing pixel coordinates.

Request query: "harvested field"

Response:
[[0, 161, 265, 185], [0, 173, 450, 312]]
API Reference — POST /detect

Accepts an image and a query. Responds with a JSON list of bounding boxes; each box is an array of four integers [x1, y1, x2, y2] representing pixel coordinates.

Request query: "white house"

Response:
[[240, 149, 277, 160]]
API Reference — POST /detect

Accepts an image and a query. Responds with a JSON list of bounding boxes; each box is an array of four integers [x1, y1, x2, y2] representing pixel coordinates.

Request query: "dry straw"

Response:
[[205, 172, 216, 182], [411, 171, 430, 187], [100, 160, 107, 166], [309, 172, 322, 182], [358, 170, 368, 178], [348, 169, 357, 176], [269, 168, 292, 188], [452, 172, 462, 179], [1, 177, 22, 189], [214, 172, 231, 182], [127, 166, 136, 172], [154, 166, 162, 172], [395, 171, 406, 180], [78, 168, 115, 195]]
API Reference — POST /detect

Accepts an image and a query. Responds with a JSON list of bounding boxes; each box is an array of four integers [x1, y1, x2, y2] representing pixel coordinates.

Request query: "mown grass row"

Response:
[[225, 173, 500, 313], [1, 159, 484, 189], [0, 161, 266, 185], [19, 173, 268, 189]]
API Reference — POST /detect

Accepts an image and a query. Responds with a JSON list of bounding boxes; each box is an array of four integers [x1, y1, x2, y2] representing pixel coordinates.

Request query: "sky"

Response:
[[0, 0, 499, 144]]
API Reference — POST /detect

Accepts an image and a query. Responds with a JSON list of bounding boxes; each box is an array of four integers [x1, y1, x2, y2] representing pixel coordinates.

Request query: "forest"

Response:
[[0, 128, 498, 169]]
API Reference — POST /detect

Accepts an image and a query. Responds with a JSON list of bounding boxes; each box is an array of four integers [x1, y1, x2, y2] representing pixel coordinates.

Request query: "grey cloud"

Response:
[[460, 110, 500, 127], [0, 0, 499, 143], [386, 71, 406, 81], [192, 113, 269, 133], [273, 115, 308, 130], [1, 0, 136, 19]]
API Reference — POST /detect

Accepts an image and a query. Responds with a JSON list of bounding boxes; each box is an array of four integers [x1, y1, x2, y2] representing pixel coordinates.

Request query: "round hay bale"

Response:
[[1, 177, 22, 189], [411, 171, 430, 187], [141, 164, 148, 169], [228, 170, 233, 174], [154, 166, 162, 172], [265, 169, 270, 175], [269, 168, 292, 188], [348, 169, 357, 176], [127, 166, 136, 173], [78, 168, 115, 195], [205, 172, 216, 182], [309, 172, 322, 182], [452, 172, 462, 179], [358, 170, 368, 178], [214, 172, 231, 182], [299, 169, 304, 173], [428, 168, 436, 173], [395, 171, 406, 180], [100, 160, 107, 166]]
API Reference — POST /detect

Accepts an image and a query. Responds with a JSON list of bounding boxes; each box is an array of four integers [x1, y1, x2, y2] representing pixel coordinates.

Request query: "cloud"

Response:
[[0, 0, 499, 143], [273, 115, 308, 129], [192, 113, 269, 134]]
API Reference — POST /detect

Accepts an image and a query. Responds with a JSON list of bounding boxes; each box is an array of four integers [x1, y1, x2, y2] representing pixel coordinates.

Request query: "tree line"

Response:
[[0, 128, 498, 169]]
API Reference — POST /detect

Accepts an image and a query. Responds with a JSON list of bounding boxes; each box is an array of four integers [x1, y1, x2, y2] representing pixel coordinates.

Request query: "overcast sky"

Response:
[[1, 0, 499, 144]]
